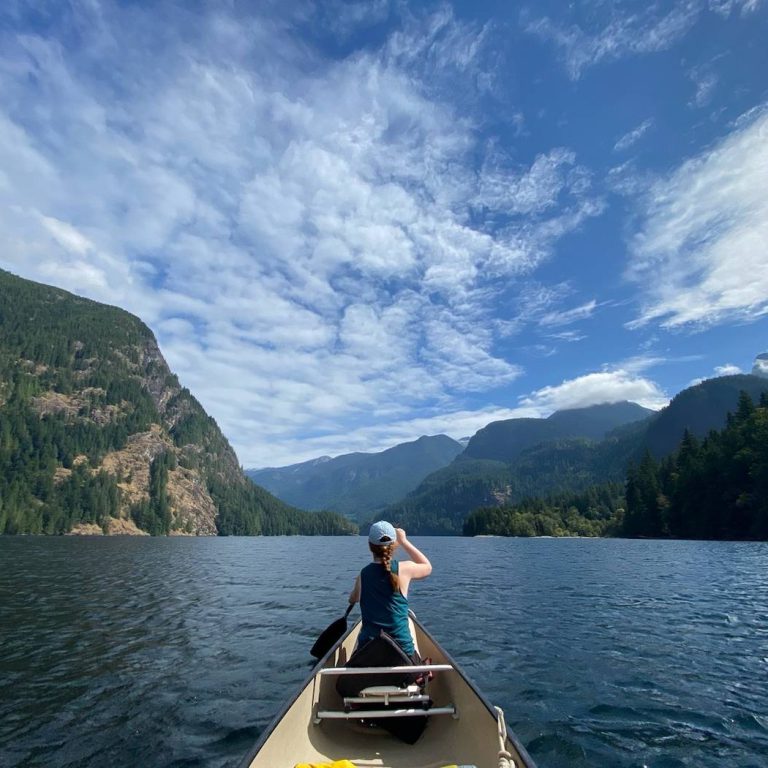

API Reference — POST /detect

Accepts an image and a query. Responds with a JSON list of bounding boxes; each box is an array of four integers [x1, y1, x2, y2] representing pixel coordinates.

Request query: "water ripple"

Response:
[[1, 537, 767, 767]]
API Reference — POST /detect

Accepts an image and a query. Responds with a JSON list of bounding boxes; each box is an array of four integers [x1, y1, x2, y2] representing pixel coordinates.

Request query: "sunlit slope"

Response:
[[0, 269, 355, 536]]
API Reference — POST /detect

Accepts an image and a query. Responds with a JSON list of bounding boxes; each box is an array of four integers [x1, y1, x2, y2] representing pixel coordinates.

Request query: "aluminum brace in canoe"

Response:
[[313, 663, 458, 724]]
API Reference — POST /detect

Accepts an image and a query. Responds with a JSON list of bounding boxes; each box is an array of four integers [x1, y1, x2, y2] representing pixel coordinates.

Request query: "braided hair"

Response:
[[369, 542, 399, 592]]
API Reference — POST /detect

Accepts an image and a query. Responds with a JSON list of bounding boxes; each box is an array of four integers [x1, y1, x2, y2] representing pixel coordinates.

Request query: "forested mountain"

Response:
[[622, 392, 768, 540], [461, 401, 653, 462], [0, 270, 355, 536], [386, 430, 645, 535], [385, 376, 768, 535], [643, 374, 768, 456], [465, 392, 768, 541], [246, 434, 463, 519], [384, 405, 651, 534], [463, 483, 626, 538]]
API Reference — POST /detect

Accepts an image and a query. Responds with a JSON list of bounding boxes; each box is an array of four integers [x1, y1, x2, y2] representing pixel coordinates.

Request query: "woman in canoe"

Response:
[[348, 521, 432, 659]]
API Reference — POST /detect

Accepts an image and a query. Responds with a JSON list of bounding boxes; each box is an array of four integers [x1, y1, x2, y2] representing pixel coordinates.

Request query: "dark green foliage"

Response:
[[208, 475, 357, 536], [0, 270, 160, 534], [463, 483, 625, 537], [384, 459, 510, 535], [170, 405, 217, 447], [382, 404, 652, 535], [0, 386, 135, 533], [130, 452, 173, 535], [463, 394, 768, 541], [621, 393, 768, 540]]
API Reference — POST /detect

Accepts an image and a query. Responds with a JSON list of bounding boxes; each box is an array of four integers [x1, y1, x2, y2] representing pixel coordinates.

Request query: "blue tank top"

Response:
[[358, 559, 414, 655]]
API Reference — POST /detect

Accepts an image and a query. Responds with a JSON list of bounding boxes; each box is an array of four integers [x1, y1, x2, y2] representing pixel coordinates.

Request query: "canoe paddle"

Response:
[[310, 603, 355, 659]]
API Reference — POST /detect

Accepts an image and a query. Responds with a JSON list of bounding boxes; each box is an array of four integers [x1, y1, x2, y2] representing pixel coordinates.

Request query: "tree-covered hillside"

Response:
[[461, 401, 653, 463], [463, 392, 768, 541], [622, 392, 768, 540], [386, 428, 645, 535], [643, 374, 768, 457], [0, 270, 355, 536], [463, 483, 625, 538]]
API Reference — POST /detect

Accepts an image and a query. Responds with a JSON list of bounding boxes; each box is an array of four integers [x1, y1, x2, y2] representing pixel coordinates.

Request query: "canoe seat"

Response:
[[315, 635, 457, 743], [343, 684, 430, 708], [334, 633, 420, 699], [356, 684, 422, 696]]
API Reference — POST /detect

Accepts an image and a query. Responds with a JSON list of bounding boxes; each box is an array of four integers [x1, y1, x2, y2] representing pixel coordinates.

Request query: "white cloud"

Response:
[[714, 363, 742, 376], [614, 119, 653, 152], [524, 1, 762, 79], [524, 4, 699, 79], [606, 160, 656, 197], [709, 0, 763, 16], [540, 299, 597, 327], [261, 364, 670, 465], [385, 5, 492, 81], [39, 215, 93, 255], [317, 0, 393, 41], [689, 361, 744, 386], [753, 356, 768, 377], [627, 105, 768, 328], [0, 3, 604, 466], [613, 353, 704, 373], [688, 66, 718, 108], [518, 370, 668, 412], [546, 330, 586, 342], [255, 404, 535, 466]]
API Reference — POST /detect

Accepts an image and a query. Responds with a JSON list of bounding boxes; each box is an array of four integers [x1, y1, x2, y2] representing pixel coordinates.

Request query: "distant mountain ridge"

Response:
[[383, 377, 768, 534], [643, 374, 768, 457], [247, 434, 464, 518], [462, 401, 654, 463], [0, 269, 355, 536]]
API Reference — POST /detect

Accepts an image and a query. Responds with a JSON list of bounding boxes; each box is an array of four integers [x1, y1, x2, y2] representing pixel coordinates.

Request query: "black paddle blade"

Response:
[[310, 617, 347, 659], [310, 603, 355, 659]]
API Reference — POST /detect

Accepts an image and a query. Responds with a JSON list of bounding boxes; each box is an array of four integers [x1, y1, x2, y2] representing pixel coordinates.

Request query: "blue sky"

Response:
[[1, 0, 767, 467]]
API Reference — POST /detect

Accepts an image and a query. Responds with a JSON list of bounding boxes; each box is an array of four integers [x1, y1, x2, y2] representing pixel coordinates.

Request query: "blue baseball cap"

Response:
[[368, 520, 396, 544]]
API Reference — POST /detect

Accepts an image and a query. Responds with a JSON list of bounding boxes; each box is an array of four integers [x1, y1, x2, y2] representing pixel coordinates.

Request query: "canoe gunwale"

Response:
[[237, 611, 537, 768], [236, 619, 359, 768], [407, 612, 537, 768]]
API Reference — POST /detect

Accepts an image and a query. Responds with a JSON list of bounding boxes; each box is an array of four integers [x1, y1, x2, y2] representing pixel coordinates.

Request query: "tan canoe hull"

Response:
[[239, 613, 536, 768]]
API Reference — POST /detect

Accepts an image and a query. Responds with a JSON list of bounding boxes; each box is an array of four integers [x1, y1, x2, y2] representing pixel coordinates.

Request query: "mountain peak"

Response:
[[547, 400, 651, 417], [245, 434, 463, 517], [463, 400, 654, 463]]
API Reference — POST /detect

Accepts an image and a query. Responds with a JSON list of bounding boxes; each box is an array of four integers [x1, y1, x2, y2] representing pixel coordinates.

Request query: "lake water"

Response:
[[1, 536, 767, 768]]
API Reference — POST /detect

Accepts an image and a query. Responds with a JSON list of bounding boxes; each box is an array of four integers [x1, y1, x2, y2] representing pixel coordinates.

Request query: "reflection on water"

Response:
[[1, 536, 767, 767]]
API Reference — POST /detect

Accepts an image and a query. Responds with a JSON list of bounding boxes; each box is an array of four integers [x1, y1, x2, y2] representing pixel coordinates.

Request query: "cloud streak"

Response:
[[524, 3, 699, 79], [524, 0, 763, 79], [627, 105, 768, 328], [614, 119, 654, 153]]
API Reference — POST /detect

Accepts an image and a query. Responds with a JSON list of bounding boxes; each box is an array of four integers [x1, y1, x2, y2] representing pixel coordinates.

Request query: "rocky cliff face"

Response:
[[1, 269, 356, 537], [20, 314, 224, 534]]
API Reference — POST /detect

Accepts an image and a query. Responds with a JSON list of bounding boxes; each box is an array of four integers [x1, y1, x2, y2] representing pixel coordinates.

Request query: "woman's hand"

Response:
[[395, 528, 432, 580]]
